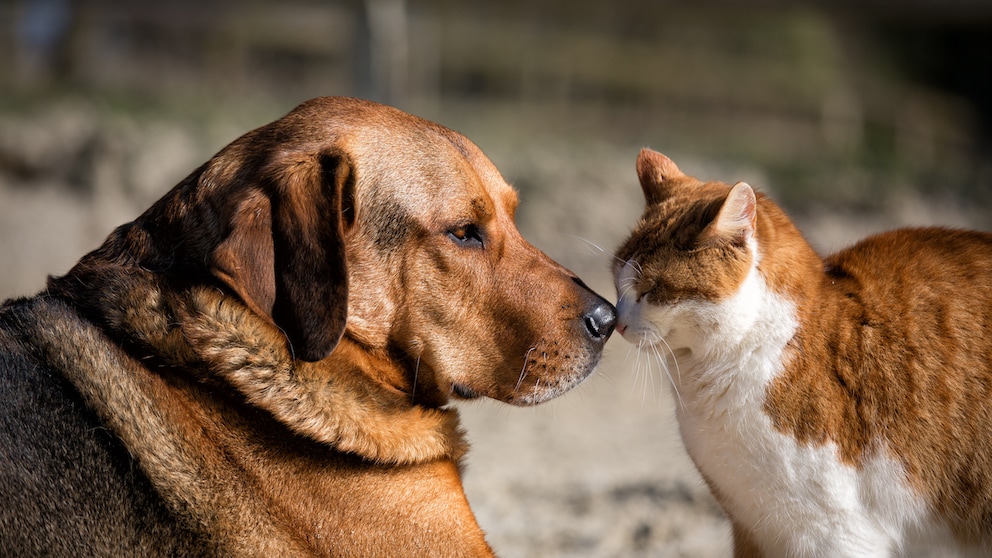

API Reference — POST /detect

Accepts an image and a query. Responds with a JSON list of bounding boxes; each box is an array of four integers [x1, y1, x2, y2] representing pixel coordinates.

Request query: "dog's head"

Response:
[[56, 97, 615, 407]]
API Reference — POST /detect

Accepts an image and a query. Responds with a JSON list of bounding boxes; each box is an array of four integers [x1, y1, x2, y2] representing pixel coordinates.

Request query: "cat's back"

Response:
[[825, 226, 992, 285], [814, 226, 992, 377], [821, 227, 992, 318], [799, 226, 992, 546]]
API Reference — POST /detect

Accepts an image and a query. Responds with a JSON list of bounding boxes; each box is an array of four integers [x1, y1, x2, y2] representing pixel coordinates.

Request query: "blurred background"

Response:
[[1, 1, 990, 556]]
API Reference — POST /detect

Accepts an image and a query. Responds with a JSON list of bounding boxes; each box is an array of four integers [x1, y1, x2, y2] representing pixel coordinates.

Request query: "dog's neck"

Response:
[[16, 295, 486, 556], [47, 247, 467, 466]]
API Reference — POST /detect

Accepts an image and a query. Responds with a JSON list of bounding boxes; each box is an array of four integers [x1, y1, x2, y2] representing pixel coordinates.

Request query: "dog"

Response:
[[0, 97, 616, 556]]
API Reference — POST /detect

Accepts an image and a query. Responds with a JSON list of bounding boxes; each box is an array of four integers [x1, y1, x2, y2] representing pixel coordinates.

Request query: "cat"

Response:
[[612, 148, 992, 557]]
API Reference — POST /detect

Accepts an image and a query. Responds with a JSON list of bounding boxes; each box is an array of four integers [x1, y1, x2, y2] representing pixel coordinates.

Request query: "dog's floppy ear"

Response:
[[211, 151, 353, 362], [269, 152, 353, 362]]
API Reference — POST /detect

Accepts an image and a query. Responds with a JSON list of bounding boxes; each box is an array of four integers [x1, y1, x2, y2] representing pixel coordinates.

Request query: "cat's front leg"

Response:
[[735, 520, 898, 558]]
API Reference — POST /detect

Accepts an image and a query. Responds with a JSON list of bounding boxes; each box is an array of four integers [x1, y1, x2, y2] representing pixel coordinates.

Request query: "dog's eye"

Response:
[[447, 224, 484, 248]]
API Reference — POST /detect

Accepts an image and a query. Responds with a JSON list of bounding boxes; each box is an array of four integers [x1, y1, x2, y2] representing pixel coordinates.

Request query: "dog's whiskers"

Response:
[[515, 347, 536, 393], [411, 354, 421, 402]]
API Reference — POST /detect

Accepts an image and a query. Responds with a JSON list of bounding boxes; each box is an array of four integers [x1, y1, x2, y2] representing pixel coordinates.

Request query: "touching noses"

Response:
[[573, 278, 617, 342], [584, 299, 617, 340]]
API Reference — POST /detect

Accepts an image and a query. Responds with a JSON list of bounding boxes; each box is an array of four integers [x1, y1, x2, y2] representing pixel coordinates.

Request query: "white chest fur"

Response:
[[615, 262, 964, 557], [677, 374, 930, 557]]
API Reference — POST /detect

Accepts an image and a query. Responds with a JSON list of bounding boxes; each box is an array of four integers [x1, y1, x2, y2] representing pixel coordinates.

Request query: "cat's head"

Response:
[[613, 149, 765, 354]]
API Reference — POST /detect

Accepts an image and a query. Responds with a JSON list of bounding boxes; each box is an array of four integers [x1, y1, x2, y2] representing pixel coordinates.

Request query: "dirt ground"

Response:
[[0, 106, 986, 557]]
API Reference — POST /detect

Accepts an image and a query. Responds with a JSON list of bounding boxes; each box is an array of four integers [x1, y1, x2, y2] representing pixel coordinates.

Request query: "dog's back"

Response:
[[0, 296, 211, 557]]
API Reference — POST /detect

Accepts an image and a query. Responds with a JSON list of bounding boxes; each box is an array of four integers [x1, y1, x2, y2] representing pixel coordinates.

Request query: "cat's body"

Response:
[[613, 149, 992, 557]]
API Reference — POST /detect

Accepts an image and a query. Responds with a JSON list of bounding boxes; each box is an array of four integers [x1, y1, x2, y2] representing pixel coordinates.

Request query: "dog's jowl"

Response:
[[0, 97, 616, 557]]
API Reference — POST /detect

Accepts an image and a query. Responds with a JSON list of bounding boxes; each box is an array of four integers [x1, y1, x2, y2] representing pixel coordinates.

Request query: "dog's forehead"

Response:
[[433, 128, 518, 213], [349, 121, 518, 222]]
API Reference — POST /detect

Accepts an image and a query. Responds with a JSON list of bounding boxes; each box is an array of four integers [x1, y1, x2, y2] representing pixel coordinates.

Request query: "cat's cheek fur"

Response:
[[667, 261, 787, 360]]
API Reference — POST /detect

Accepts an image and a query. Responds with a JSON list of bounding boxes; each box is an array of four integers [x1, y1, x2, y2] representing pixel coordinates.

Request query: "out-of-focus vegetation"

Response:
[[1, 0, 990, 297], [4, 0, 991, 205]]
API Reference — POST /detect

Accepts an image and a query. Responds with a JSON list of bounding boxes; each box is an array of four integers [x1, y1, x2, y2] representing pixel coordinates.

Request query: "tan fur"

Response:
[[617, 148, 992, 555], [120, 282, 466, 464], [21, 97, 614, 555], [19, 296, 488, 556], [767, 227, 992, 544]]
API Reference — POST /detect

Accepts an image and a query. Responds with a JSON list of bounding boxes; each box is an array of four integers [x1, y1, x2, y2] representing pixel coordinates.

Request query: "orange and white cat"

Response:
[[613, 148, 992, 557]]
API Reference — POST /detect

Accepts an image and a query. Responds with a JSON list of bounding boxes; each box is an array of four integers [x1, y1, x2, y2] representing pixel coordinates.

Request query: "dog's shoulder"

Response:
[[0, 296, 214, 557]]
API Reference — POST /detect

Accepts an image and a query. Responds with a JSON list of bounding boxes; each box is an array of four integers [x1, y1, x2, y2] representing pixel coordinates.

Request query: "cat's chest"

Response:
[[675, 359, 930, 554], [675, 360, 797, 498]]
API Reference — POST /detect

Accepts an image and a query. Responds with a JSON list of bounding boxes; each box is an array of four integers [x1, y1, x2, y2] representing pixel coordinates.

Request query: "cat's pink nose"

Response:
[[615, 322, 627, 335]]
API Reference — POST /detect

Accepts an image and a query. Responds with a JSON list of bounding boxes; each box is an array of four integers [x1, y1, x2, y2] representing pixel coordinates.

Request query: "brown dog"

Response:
[[0, 97, 616, 556]]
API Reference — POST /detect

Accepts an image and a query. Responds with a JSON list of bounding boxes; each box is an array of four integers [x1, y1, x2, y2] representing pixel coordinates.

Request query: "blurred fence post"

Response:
[[366, 0, 408, 106]]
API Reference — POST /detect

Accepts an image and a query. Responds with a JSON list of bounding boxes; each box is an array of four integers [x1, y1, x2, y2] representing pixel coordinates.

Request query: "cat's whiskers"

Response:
[[647, 342, 669, 402], [646, 332, 685, 411], [571, 235, 607, 256], [572, 237, 646, 282], [656, 334, 683, 390], [617, 262, 642, 303], [623, 338, 648, 401], [572, 236, 629, 267], [573, 237, 618, 267], [618, 277, 638, 302], [628, 259, 643, 277], [622, 328, 685, 410], [638, 338, 657, 405]]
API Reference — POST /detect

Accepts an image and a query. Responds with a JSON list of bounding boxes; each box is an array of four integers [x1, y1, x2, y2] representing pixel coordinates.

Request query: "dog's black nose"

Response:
[[572, 277, 617, 341], [583, 298, 617, 341]]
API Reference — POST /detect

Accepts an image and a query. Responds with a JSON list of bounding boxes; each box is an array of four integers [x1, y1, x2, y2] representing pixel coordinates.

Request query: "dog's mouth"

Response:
[[441, 338, 607, 405]]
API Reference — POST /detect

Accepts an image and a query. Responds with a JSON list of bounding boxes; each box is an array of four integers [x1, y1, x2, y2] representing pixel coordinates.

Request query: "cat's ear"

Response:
[[636, 148, 684, 206], [703, 181, 756, 247]]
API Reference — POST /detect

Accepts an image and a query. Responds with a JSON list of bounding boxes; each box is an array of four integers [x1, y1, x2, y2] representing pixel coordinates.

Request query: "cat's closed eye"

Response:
[[640, 280, 669, 303]]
